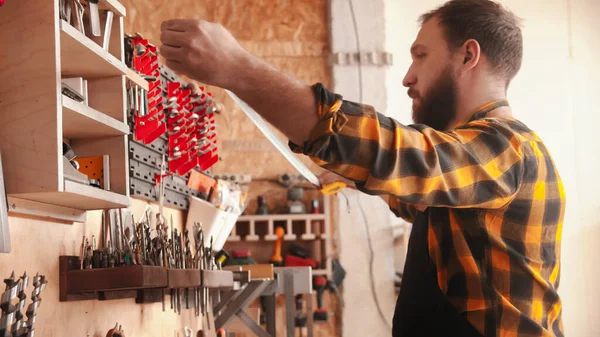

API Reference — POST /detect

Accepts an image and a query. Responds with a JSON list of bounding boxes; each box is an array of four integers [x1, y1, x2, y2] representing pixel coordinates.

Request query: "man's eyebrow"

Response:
[[410, 44, 427, 54]]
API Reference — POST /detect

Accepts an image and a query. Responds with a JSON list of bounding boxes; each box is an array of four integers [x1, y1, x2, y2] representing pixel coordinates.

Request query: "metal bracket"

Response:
[[332, 51, 393, 67]]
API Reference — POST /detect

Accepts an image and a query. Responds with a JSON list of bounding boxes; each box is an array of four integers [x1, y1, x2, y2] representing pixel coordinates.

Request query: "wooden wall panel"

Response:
[[121, 0, 340, 335], [110, 1, 335, 336], [120, 0, 331, 179], [0, 199, 200, 337]]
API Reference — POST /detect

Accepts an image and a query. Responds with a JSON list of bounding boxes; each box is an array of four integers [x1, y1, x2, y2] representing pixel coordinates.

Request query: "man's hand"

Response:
[[318, 171, 356, 190], [159, 19, 251, 89], [160, 18, 319, 145]]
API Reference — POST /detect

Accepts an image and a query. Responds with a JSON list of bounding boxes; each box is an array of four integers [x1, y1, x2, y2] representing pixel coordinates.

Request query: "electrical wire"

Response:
[[347, 0, 392, 331], [356, 193, 393, 330], [347, 0, 363, 104]]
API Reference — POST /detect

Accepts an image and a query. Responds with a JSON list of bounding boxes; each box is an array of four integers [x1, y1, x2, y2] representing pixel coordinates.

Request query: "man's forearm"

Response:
[[227, 54, 319, 145]]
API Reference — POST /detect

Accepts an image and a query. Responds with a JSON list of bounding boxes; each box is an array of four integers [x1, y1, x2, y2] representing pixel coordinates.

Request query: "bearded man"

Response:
[[159, 0, 565, 336]]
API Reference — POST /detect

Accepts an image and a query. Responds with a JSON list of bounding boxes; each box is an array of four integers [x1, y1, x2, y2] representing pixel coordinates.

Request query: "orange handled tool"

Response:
[[270, 227, 285, 266]]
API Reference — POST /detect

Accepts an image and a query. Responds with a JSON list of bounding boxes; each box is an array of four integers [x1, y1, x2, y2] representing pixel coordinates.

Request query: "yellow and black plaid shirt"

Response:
[[290, 83, 565, 337]]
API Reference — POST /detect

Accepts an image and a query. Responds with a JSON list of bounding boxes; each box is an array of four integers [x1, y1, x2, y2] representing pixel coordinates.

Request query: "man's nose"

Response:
[[403, 67, 417, 88]]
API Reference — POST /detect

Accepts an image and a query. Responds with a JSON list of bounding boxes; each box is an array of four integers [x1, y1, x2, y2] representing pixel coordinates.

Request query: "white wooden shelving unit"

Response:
[[225, 195, 333, 278], [0, 0, 137, 211]]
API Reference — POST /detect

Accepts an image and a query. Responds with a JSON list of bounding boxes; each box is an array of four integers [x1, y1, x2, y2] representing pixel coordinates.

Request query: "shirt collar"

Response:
[[466, 99, 511, 123]]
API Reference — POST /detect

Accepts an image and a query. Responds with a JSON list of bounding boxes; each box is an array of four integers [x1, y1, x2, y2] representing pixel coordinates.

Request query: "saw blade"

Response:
[[225, 90, 321, 187]]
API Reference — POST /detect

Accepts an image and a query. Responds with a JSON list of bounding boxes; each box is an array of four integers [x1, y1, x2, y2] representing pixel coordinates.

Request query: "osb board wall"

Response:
[[119, 0, 339, 336], [121, 0, 331, 179]]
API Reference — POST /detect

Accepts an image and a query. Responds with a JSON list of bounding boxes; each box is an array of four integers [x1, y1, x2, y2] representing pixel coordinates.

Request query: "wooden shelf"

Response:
[[167, 268, 201, 289], [63, 180, 129, 209], [60, 20, 127, 78], [15, 180, 130, 211], [62, 96, 129, 138], [238, 214, 327, 222], [202, 270, 234, 289], [60, 256, 167, 302], [0, 0, 131, 215], [312, 269, 328, 276], [60, 256, 167, 296], [126, 69, 149, 91], [97, 0, 126, 17]]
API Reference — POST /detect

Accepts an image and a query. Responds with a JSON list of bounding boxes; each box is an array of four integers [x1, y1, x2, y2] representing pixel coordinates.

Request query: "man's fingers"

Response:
[[160, 30, 188, 48], [161, 19, 200, 32], [165, 59, 184, 74], [159, 45, 183, 61]]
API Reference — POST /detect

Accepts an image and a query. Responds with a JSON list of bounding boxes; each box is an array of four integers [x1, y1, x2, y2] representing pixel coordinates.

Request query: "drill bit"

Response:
[[79, 235, 86, 269], [24, 274, 48, 337], [11, 272, 28, 336], [183, 229, 192, 310], [0, 272, 17, 335]]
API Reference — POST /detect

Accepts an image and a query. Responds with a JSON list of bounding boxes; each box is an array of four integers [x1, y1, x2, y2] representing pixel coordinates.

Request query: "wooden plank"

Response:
[[60, 20, 127, 78], [99, 0, 126, 17], [7, 196, 87, 223], [228, 308, 261, 336], [12, 188, 129, 211], [110, 16, 125, 64], [81, 0, 127, 17], [127, 69, 150, 91], [238, 214, 327, 222], [241, 264, 274, 280], [135, 289, 163, 304], [202, 270, 234, 289], [62, 95, 129, 138], [98, 290, 137, 300], [86, 76, 127, 122], [167, 268, 201, 289], [71, 136, 129, 196], [63, 180, 129, 209], [67, 265, 167, 293], [0, 0, 61, 195]]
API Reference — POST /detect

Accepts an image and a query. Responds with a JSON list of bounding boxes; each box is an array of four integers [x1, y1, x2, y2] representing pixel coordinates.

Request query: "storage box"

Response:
[[185, 195, 240, 252]]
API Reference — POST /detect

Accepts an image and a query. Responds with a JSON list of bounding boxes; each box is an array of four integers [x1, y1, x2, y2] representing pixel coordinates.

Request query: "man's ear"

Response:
[[460, 39, 481, 72]]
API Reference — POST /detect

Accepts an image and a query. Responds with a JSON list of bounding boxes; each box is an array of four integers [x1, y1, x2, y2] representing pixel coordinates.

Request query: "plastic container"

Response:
[[185, 195, 240, 252]]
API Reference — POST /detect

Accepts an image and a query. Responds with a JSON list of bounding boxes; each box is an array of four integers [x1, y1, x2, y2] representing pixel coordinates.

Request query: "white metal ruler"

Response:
[[225, 90, 321, 187]]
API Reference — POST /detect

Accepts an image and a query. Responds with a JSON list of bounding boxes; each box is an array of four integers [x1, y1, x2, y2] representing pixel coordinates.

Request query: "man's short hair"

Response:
[[420, 0, 523, 87]]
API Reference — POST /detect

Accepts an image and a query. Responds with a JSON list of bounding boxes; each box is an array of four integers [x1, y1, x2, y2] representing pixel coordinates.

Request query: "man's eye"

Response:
[[416, 53, 426, 59]]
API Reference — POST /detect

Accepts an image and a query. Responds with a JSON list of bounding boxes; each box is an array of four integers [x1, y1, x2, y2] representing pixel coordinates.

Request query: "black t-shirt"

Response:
[[392, 210, 484, 337]]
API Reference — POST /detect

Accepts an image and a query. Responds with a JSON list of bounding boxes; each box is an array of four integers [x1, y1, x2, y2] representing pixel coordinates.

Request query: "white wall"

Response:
[[383, 0, 599, 336], [329, 1, 397, 336], [330, 0, 599, 336]]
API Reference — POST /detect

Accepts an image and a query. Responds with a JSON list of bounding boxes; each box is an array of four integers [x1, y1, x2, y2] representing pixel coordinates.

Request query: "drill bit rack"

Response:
[[59, 256, 233, 301]]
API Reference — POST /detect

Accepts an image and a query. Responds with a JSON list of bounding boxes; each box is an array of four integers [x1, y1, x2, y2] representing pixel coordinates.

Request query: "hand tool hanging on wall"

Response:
[[269, 227, 285, 267], [0, 271, 47, 337], [106, 322, 125, 337], [0, 272, 18, 335], [193, 222, 204, 318], [313, 277, 328, 321], [127, 34, 165, 145], [10, 272, 28, 337]]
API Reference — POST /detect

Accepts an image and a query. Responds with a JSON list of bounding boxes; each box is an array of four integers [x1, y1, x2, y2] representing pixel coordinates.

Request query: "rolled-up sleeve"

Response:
[[290, 83, 524, 210]]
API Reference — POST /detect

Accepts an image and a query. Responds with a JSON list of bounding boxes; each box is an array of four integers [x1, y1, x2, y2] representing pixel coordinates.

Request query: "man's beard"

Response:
[[411, 66, 457, 131]]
